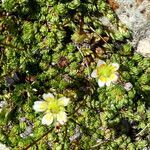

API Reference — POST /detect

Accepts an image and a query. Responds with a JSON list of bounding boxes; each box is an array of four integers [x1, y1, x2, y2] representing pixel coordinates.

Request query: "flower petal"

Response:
[[42, 113, 54, 125], [110, 73, 119, 83], [57, 112, 67, 125], [0, 143, 10, 150], [33, 101, 47, 112], [43, 93, 54, 100], [58, 97, 70, 106], [97, 60, 105, 66], [111, 63, 119, 71], [98, 79, 105, 87], [99, 76, 107, 82], [91, 69, 98, 78]]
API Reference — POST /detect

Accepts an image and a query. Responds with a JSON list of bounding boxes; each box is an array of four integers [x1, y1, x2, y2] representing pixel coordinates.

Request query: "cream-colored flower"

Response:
[[1, 0, 5, 3], [33, 93, 70, 125], [0, 143, 10, 150], [91, 60, 119, 87]]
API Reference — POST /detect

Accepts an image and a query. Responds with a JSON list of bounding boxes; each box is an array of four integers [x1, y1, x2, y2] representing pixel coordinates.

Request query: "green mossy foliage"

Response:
[[0, 0, 150, 149]]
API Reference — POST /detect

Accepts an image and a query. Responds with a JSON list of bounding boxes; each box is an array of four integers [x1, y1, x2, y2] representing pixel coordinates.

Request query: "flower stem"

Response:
[[136, 123, 150, 137], [76, 44, 90, 77]]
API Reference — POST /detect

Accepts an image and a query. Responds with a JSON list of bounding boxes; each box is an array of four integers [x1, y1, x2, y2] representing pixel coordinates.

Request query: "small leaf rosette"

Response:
[[33, 93, 70, 126], [91, 60, 119, 87]]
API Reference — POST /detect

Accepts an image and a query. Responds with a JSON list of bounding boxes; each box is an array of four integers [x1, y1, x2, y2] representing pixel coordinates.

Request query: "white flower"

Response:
[[0, 143, 10, 150], [33, 93, 70, 126], [1, 0, 5, 3], [91, 60, 119, 87]]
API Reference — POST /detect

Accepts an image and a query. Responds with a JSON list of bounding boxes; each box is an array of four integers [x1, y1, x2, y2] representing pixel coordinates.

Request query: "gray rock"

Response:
[[136, 37, 150, 57], [0, 101, 7, 112], [124, 82, 133, 91], [20, 126, 33, 138], [114, 0, 150, 57]]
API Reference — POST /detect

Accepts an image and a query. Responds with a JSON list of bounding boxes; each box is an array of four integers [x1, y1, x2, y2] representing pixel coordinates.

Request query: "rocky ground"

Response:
[[112, 0, 150, 57]]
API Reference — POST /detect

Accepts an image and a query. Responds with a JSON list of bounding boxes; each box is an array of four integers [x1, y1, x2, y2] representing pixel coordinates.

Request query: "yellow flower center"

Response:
[[97, 64, 116, 81], [46, 99, 63, 114]]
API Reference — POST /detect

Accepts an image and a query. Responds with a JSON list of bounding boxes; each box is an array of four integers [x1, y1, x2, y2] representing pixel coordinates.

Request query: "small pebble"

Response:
[[124, 82, 133, 91]]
